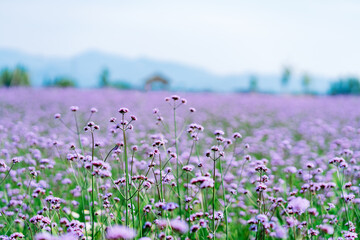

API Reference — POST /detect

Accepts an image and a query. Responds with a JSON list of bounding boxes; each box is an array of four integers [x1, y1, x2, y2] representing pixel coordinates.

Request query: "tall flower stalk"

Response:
[[116, 108, 137, 227], [165, 95, 187, 219], [84, 121, 100, 238], [207, 142, 224, 240], [123, 128, 129, 226], [218, 157, 228, 240], [173, 101, 182, 219], [212, 158, 217, 238]]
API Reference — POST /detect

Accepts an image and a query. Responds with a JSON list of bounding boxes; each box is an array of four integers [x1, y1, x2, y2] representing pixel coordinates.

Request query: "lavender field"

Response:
[[1, 88, 360, 240]]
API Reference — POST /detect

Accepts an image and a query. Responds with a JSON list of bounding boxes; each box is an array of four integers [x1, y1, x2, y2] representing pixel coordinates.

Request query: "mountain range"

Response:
[[0, 48, 334, 93]]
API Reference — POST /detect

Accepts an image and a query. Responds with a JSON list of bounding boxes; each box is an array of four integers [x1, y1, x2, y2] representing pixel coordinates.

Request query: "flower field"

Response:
[[1, 88, 360, 240]]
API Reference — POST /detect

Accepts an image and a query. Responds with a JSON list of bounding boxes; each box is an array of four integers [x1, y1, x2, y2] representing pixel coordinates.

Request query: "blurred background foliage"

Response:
[[98, 68, 133, 90], [0, 65, 30, 87], [43, 76, 77, 88], [2, 65, 360, 95], [329, 77, 360, 95]]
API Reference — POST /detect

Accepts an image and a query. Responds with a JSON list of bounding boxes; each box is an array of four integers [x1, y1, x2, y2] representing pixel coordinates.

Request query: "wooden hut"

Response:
[[144, 74, 169, 91]]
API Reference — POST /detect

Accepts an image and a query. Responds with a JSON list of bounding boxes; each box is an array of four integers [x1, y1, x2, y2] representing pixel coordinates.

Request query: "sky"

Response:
[[0, 0, 359, 78]]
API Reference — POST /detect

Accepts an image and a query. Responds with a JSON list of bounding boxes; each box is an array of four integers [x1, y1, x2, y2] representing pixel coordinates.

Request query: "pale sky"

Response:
[[0, 0, 359, 77]]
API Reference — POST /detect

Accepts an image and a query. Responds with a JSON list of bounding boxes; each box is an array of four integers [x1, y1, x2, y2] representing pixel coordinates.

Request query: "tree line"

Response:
[[1, 65, 360, 95], [0, 65, 77, 88], [248, 67, 360, 95]]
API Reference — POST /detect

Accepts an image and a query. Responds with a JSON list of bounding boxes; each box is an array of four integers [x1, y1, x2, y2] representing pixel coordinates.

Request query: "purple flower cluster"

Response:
[[1, 88, 360, 239]]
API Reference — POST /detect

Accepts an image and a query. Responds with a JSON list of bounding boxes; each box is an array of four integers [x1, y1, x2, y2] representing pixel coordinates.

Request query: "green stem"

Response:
[[130, 151, 135, 228], [123, 128, 129, 226], [212, 159, 216, 239], [219, 158, 228, 240], [159, 154, 163, 202], [0, 163, 14, 185], [173, 107, 182, 219], [338, 167, 350, 225], [138, 190, 142, 237], [91, 131, 95, 238], [74, 112, 83, 150]]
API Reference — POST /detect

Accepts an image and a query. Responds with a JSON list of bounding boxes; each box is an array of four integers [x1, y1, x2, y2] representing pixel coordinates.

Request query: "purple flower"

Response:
[[70, 106, 79, 112], [318, 224, 334, 235], [34, 233, 54, 240], [288, 197, 310, 215], [255, 214, 268, 223], [106, 225, 136, 240], [274, 225, 287, 239], [170, 219, 189, 234]]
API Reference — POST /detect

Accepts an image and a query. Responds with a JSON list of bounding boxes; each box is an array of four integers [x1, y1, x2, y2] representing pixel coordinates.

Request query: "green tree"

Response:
[[112, 81, 132, 90], [12, 65, 30, 86], [0, 68, 13, 87], [99, 68, 110, 87], [302, 73, 311, 94], [329, 77, 360, 95], [0, 65, 31, 87], [53, 76, 76, 88], [249, 75, 258, 92], [281, 66, 291, 91]]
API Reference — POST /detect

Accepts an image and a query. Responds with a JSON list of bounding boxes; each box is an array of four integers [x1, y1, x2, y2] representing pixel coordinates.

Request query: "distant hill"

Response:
[[0, 49, 333, 93]]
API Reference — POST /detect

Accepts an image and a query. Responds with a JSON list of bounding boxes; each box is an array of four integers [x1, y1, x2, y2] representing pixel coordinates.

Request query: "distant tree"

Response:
[[53, 77, 76, 88], [99, 68, 110, 87], [12, 65, 30, 86], [301, 73, 311, 94], [111, 81, 132, 90], [249, 75, 258, 92], [0, 68, 12, 87], [329, 77, 360, 95], [0, 65, 31, 87], [281, 66, 291, 91]]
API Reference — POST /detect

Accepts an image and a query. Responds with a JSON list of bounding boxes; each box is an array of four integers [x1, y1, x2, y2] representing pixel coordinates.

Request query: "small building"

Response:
[[144, 74, 169, 91]]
